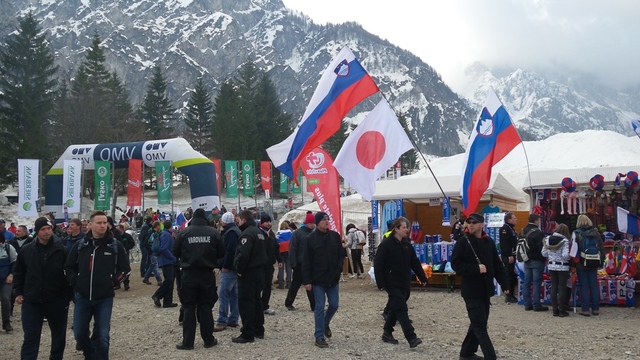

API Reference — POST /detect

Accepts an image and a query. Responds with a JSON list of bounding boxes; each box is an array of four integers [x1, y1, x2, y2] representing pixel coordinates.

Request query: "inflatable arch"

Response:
[[44, 138, 219, 217]]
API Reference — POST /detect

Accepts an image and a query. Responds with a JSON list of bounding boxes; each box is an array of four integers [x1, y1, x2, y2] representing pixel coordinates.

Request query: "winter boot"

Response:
[[552, 308, 559, 317]]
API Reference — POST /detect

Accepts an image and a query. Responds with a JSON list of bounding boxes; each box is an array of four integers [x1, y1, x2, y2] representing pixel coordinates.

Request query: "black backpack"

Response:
[[576, 229, 602, 268]]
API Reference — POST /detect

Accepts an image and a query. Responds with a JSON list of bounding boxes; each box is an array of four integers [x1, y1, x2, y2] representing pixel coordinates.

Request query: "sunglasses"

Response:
[[465, 220, 480, 224]]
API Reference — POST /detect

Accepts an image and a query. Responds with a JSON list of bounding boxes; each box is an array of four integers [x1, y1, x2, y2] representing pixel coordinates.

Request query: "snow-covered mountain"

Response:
[[2, 0, 638, 156]]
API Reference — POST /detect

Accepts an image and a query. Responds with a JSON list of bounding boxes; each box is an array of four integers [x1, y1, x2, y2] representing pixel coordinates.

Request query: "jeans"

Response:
[[217, 270, 239, 325], [181, 269, 217, 347], [577, 268, 600, 311], [143, 255, 162, 282], [277, 253, 292, 286], [74, 293, 113, 360], [549, 270, 569, 310], [1, 282, 11, 324], [522, 260, 545, 308], [153, 264, 175, 306], [21, 298, 69, 360], [460, 297, 496, 360], [384, 287, 416, 341], [140, 246, 150, 277], [312, 284, 339, 340]]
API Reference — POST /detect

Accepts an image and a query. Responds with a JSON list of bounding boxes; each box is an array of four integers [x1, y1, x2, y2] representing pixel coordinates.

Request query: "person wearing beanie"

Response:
[[232, 210, 267, 344], [214, 211, 242, 332], [303, 212, 346, 348], [173, 206, 224, 350], [13, 216, 70, 359], [284, 212, 316, 311], [258, 214, 282, 316], [65, 211, 130, 359], [451, 212, 509, 360]]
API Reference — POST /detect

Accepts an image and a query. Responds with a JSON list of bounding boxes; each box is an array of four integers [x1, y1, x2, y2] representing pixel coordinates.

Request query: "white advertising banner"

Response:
[[18, 159, 40, 217], [62, 159, 83, 213]]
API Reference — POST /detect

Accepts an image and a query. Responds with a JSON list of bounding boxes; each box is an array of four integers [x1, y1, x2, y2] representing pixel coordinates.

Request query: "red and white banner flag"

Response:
[[300, 148, 342, 236], [211, 158, 222, 195], [334, 99, 413, 201], [260, 161, 272, 195], [126, 159, 143, 206]]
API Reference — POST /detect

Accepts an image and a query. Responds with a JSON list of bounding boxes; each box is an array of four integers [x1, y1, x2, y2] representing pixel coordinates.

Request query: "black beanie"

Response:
[[260, 214, 272, 223], [34, 217, 52, 234], [193, 208, 206, 220], [315, 212, 329, 225]]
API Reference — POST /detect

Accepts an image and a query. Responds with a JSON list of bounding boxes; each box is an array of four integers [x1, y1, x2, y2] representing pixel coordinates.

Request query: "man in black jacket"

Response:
[[13, 217, 70, 360], [173, 208, 224, 350], [374, 217, 428, 348], [232, 210, 267, 344], [284, 212, 316, 311], [451, 212, 509, 360], [520, 213, 548, 312], [303, 212, 346, 348], [138, 216, 153, 277], [498, 212, 519, 304], [64, 211, 130, 360], [259, 214, 282, 315]]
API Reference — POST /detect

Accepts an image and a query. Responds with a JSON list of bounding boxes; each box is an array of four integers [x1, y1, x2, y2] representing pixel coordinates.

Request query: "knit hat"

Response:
[[34, 217, 53, 234], [193, 208, 206, 220], [221, 212, 235, 224], [315, 212, 329, 225], [260, 214, 272, 223], [304, 212, 315, 224]]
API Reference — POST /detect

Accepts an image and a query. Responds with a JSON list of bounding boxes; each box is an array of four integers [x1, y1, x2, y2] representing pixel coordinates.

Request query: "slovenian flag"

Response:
[[175, 207, 187, 229], [267, 46, 379, 180], [460, 88, 522, 214], [617, 206, 640, 236]]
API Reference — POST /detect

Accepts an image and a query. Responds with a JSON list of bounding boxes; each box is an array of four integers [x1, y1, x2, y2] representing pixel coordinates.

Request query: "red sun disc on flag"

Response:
[[356, 131, 385, 170]]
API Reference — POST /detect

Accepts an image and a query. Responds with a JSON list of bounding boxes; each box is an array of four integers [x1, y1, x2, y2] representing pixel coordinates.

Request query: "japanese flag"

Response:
[[334, 99, 413, 201]]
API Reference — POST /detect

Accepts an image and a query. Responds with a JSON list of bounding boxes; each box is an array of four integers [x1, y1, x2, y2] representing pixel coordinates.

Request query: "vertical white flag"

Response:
[[63, 160, 83, 213], [18, 159, 40, 217]]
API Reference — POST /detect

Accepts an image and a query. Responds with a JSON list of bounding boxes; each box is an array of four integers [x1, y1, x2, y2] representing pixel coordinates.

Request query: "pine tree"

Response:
[[138, 64, 176, 140], [398, 114, 419, 175], [322, 120, 351, 159], [0, 12, 58, 189], [183, 77, 214, 156], [211, 80, 239, 159], [233, 62, 260, 160], [254, 73, 292, 159]]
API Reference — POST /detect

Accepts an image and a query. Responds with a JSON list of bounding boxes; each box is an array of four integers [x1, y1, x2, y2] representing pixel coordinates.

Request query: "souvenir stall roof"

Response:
[[523, 166, 640, 190], [371, 173, 526, 203]]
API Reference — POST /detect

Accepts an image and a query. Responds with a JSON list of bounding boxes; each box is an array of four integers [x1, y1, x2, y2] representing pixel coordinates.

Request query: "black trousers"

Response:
[[384, 287, 416, 341], [153, 264, 175, 306], [181, 269, 217, 347], [238, 267, 264, 339], [284, 265, 315, 310], [21, 298, 69, 360], [351, 249, 364, 274], [502, 256, 517, 295], [262, 264, 274, 310], [460, 297, 496, 360]]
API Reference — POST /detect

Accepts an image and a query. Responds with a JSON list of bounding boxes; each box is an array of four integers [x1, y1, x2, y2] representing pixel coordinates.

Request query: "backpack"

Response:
[[516, 229, 536, 262], [576, 229, 602, 268], [150, 233, 162, 256]]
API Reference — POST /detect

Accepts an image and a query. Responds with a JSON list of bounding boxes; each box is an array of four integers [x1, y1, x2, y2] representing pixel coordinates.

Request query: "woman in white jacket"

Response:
[[541, 223, 571, 317]]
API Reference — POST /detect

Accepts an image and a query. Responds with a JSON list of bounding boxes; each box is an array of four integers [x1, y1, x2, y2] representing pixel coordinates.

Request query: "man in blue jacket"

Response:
[[152, 220, 177, 308], [215, 212, 241, 332]]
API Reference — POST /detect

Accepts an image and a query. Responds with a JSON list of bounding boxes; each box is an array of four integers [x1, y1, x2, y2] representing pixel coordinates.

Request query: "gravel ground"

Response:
[[3, 261, 640, 360]]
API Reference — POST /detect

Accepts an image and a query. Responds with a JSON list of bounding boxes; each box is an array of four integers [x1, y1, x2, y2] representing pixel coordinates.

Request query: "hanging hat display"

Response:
[[589, 174, 605, 191], [624, 171, 639, 188], [561, 177, 577, 192]]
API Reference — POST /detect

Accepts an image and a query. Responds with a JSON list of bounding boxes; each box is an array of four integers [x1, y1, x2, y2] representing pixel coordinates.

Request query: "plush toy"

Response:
[[561, 177, 577, 215], [589, 174, 605, 191], [625, 171, 639, 188]]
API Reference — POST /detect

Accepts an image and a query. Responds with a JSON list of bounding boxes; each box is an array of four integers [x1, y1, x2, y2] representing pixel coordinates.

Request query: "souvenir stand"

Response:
[[519, 166, 640, 307]]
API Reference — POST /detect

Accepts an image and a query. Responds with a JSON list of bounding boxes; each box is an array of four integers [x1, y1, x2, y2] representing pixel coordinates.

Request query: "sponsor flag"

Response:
[[371, 200, 379, 231], [260, 161, 272, 195], [622, 112, 640, 138], [211, 159, 222, 195], [225, 161, 238, 198], [62, 160, 83, 213], [175, 207, 187, 229], [267, 46, 379, 181], [300, 148, 342, 235], [460, 88, 522, 214], [334, 99, 413, 201], [155, 161, 172, 205], [279, 172, 288, 194], [617, 206, 640, 236], [94, 160, 112, 211], [292, 169, 302, 194], [127, 159, 143, 207], [18, 159, 40, 216], [241, 160, 255, 196]]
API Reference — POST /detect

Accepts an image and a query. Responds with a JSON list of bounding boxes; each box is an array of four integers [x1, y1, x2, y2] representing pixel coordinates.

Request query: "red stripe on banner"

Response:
[[127, 159, 143, 206], [211, 159, 222, 195], [300, 148, 342, 236], [260, 161, 272, 194]]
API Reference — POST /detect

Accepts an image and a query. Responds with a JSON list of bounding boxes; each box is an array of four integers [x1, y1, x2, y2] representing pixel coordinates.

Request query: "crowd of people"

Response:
[[0, 205, 607, 359]]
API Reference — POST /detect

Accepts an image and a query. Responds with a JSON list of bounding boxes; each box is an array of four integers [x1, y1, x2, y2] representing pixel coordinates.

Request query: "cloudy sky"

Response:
[[281, 0, 640, 93]]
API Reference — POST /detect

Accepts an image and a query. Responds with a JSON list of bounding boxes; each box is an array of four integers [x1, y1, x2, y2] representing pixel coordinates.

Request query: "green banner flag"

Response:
[[292, 169, 302, 194], [225, 160, 238, 198], [155, 161, 172, 205], [279, 172, 288, 194], [94, 161, 112, 210], [241, 160, 255, 196]]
